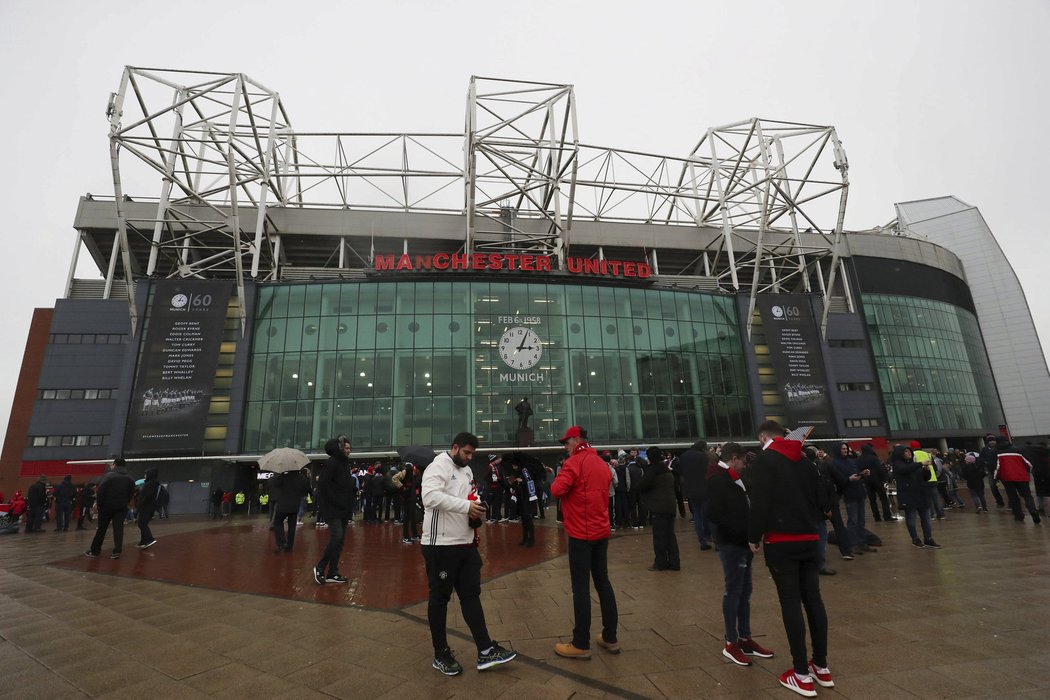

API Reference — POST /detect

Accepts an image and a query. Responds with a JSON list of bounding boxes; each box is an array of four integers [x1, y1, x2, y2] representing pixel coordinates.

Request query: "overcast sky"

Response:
[[1, 0, 1047, 442]]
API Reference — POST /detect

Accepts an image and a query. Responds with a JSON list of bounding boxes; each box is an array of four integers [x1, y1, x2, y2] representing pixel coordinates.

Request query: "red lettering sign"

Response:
[[371, 253, 650, 279]]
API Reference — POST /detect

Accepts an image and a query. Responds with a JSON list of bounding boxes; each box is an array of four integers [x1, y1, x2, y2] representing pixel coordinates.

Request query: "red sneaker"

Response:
[[722, 641, 751, 666], [808, 660, 835, 687], [739, 637, 774, 658], [779, 669, 817, 697]]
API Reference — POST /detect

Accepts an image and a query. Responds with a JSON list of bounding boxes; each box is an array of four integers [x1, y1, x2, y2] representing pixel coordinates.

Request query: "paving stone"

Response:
[[0, 512, 1046, 698]]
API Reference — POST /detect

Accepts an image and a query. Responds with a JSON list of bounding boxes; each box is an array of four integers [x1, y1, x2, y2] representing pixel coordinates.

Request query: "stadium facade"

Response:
[[2, 68, 1048, 508]]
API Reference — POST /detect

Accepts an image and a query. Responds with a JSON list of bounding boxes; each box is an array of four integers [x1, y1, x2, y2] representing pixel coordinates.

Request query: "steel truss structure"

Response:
[[101, 67, 850, 336]]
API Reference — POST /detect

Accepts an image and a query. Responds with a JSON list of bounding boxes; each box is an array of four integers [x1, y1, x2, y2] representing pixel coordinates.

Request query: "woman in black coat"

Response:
[[637, 447, 680, 571], [891, 445, 939, 548], [272, 468, 311, 552]]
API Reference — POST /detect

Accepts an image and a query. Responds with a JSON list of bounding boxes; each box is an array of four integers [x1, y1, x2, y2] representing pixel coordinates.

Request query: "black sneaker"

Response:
[[313, 565, 326, 585], [325, 573, 349, 584], [911, 539, 925, 548], [477, 642, 516, 671], [110, 552, 121, 559], [923, 539, 942, 549], [433, 648, 463, 676], [84, 550, 97, 558]]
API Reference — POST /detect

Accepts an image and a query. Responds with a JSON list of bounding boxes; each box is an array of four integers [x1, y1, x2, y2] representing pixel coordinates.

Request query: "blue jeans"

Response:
[[844, 499, 866, 550], [927, 484, 945, 518], [904, 506, 933, 542], [688, 498, 712, 546], [568, 537, 618, 649], [718, 544, 753, 642]]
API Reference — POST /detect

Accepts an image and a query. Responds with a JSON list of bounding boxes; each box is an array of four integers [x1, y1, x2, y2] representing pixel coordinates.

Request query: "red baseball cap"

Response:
[[909, 440, 921, 449], [559, 426, 584, 443]]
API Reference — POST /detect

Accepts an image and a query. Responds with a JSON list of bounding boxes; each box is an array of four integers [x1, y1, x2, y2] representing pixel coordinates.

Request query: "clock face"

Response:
[[171, 293, 189, 309], [498, 327, 543, 370]]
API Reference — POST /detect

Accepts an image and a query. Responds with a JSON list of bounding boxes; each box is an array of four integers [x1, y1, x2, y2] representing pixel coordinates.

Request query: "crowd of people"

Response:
[[5, 426, 1047, 697]]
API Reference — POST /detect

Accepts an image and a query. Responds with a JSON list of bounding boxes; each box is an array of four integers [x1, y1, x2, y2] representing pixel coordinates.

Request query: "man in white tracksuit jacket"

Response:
[[421, 431, 517, 677]]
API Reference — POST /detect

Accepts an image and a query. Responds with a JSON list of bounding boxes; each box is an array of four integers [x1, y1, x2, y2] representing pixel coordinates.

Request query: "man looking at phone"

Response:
[[421, 432, 516, 676]]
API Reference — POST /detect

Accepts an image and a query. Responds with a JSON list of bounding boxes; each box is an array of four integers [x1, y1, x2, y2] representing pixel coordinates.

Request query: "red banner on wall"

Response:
[[19, 460, 106, 478]]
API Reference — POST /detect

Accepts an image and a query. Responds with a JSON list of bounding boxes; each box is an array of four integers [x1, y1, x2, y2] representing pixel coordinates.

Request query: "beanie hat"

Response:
[[909, 440, 921, 450]]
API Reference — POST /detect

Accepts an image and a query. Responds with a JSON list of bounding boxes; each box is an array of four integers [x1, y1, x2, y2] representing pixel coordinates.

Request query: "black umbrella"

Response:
[[397, 445, 437, 468]]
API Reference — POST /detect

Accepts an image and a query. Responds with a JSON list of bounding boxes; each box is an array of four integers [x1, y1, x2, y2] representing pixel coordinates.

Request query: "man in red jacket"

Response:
[[551, 426, 619, 659], [996, 440, 1041, 523]]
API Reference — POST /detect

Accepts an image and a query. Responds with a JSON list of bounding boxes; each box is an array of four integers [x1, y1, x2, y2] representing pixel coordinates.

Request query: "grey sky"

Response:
[[1, 0, 1047, 441]]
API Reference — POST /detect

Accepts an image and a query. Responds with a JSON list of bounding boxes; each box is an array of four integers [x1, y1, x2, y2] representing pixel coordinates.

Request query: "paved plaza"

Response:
[[1, 506, 1049, 699]]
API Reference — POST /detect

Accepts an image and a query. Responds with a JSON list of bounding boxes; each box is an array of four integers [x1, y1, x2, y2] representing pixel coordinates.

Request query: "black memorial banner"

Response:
[[756, 294, 835, 435], [123, 280, 232, 455]]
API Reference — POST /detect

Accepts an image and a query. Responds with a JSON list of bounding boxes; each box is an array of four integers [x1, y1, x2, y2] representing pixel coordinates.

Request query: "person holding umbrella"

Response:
[[272, 466, 311, 552]]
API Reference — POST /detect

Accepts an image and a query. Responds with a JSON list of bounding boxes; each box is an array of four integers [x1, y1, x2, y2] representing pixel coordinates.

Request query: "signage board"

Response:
[[123, 280, 232, 455], [756, 294, 835, 435]]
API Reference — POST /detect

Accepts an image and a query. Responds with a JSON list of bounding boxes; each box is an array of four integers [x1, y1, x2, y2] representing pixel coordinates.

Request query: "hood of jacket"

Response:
[[830, 441, 855, 470], [891, 444, 911, 463], [144, 467, 159, 482], [324, 436, 349, 459], [861, 444, 876, 456]]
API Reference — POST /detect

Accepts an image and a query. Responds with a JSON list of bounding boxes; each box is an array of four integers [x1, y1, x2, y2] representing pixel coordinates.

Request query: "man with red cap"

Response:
[[551, 426, 620, 659]]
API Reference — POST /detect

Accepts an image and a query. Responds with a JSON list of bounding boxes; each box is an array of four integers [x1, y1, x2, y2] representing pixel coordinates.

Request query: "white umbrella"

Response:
[[258, 447, 312, 473]]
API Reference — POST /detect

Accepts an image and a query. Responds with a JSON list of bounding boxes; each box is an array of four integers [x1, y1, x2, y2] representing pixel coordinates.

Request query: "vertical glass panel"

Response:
[[564, 285, 583, 316], [316, 352, 338, 399], [374, 397, 393, 448], [357, 316, 377, 349], [256, 286, 275, 320], [373, 352, 394, 397], [508, 283, 531, 315], [374, 283, 397, 313], [358, 284, 379, 314], [320, 284, 341, 316], [324, 316, 351, 350], [269, 286, 289, 318], [301, 318, 320, 352], [395, 282, 415, 314], [302, 285, 323, 317], [283, 285, 305, 318], [544, 284, 567, 315], [297, 353, 317, 400], [338, 284, 358, 315], [580, 286, 600, 316], [374, 315, 394, 349]]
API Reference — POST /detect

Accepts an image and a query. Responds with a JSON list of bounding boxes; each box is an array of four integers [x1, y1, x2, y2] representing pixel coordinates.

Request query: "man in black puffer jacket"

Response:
[[637, 447, 680, 571], [86, 458, 135, 559], [859, 445, 893, 522], [135, 467, 160, 549], [313, 435, 355, 585], [678, 440, 713, 550]]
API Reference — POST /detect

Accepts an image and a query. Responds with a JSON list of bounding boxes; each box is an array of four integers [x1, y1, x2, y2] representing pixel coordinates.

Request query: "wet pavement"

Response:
[[52, 519, 567, 609], [2, 504, 1050, 698]]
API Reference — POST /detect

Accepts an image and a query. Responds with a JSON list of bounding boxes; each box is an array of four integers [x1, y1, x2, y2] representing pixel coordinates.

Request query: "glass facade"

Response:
[[243, 281, 752, 451], [862, 294, 1003, 433]]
